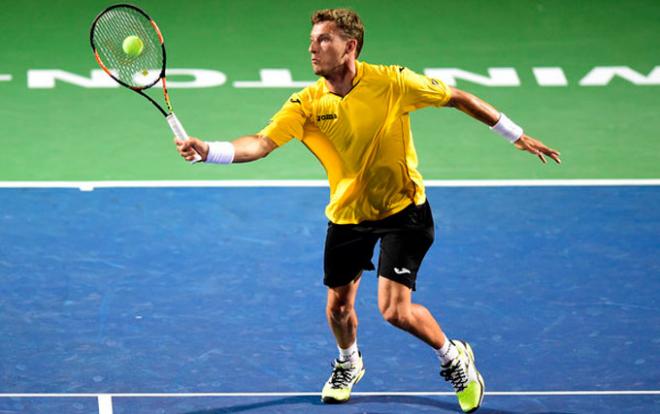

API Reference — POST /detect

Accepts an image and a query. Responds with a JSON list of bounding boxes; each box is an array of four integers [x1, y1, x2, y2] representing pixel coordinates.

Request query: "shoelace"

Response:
[[441, 359, 469, 392], [329, 360, 355, 389]]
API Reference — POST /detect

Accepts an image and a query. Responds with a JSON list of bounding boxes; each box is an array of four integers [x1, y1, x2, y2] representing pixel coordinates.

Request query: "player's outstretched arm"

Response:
[[174, 135, 277, 164], [447, 87, 561, 164]]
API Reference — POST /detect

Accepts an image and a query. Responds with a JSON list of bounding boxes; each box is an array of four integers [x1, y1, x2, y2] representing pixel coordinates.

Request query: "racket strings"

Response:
[[92, 7, 163, 88]]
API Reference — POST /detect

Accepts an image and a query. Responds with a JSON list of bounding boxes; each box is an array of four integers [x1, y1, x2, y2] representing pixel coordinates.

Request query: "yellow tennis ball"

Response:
[[122, 35, 144, 58]]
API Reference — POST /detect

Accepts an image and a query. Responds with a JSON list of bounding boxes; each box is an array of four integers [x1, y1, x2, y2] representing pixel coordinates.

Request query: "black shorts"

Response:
[[323, 200, 435, 290]]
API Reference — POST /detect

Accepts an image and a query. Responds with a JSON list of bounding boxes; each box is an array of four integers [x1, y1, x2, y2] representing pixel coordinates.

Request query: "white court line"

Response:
[[97, 394, 113, 414], [1, 390, 658, 398], [0, 391, 653, 414], [0, 179, 659, 190]]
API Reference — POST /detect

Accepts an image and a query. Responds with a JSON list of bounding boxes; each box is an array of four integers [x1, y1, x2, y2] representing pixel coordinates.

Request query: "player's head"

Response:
[[309, 8, 364, 77]]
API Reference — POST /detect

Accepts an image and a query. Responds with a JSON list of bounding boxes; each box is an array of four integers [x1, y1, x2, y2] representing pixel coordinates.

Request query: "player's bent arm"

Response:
[[231, 135, 278, 163], [174, 135, 277, 164], [446, 87, 500, 126], [446, 87, 561, 164]]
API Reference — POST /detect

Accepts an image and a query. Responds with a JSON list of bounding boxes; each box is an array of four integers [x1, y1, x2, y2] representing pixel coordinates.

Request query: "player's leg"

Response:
[[378, 277, 484, 413], [377, 276, 445, 348], [322, 276, 366, 403], [376, 200, 484, 413], [375, 201, 439, 346], [321, 222, 377, 403], [326, 274, 362, 349]]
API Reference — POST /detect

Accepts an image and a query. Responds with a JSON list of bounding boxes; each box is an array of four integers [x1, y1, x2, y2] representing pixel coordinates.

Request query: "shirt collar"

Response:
[[322, 60, 363, 95]]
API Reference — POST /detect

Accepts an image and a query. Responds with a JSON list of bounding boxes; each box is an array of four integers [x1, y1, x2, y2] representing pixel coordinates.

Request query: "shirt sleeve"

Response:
[[399, 67, 452, 113], [258, 93, 308, 146]]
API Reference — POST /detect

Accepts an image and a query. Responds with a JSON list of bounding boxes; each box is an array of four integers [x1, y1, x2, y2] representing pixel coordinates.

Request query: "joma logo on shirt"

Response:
[[317, 114, 338, 122]]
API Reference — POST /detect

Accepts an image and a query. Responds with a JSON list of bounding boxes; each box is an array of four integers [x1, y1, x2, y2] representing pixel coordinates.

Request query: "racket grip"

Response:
[[167, 113, 202, 163]]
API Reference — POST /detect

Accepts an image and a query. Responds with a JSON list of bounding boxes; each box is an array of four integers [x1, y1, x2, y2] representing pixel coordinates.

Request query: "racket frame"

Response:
[[90, 3, 201, 162], [90, 3, 169, 115]]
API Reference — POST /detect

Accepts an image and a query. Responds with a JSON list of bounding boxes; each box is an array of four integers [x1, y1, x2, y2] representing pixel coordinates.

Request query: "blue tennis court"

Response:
[[1, 185, 658, 413]]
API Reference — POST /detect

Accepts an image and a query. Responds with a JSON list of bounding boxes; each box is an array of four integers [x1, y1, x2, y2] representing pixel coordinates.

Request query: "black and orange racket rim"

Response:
[[90, 3, 167, 91]]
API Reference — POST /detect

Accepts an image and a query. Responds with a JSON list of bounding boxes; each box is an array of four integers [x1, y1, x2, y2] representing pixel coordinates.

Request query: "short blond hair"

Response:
[[311, 8, 364, 58]]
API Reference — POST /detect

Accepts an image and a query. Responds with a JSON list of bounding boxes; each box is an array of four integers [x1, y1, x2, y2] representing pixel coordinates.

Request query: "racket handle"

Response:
[[167, 113, 202, 163]]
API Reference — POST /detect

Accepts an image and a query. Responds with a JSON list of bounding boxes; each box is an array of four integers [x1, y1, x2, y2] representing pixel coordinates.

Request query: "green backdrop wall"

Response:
[[0, 0, 658, 180]]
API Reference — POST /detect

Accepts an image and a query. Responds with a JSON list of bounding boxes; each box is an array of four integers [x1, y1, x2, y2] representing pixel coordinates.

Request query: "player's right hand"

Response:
[[174, 137, 208, 162]]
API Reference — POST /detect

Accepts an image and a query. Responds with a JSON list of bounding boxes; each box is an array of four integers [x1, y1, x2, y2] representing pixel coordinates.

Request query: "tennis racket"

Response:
[[90, 3, 201, 162]]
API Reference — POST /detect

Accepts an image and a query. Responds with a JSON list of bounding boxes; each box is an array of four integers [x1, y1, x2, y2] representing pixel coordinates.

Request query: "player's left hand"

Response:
[[514, 134, 561, 164]]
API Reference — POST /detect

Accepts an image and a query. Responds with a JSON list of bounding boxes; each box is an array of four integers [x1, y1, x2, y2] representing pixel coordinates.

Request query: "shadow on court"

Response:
[[181, 395, 576, 414], [352, 396, 576, 414], [181, 396, 321, 414]]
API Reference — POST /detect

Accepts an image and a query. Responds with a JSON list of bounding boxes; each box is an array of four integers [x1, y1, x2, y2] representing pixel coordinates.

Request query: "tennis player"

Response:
[[175, 8, 560, 413]]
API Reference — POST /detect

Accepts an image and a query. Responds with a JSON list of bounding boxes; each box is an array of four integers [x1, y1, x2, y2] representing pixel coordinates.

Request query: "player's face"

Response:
[[309, 21, 352, 77]]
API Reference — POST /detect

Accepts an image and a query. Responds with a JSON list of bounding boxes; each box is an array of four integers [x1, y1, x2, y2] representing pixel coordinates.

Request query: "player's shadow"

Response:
[[181, 395, 322, 414], [182, 395, 576, 414], [353, 395, 576, 414]]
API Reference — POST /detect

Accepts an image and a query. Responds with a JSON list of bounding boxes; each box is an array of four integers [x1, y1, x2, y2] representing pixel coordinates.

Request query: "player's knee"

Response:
[[379, 303, 410, 328], [326, 302, 354, 322]]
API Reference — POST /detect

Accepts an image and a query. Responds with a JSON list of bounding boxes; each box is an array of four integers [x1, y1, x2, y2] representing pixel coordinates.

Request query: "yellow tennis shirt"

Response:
[[258, 61, 452, 224]]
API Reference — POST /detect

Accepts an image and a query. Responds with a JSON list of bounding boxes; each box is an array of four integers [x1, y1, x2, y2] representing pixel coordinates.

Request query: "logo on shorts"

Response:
[[394, 267, 412, 275]]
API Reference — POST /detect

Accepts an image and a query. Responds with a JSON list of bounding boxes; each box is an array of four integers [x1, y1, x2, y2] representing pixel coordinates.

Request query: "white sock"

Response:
[[434, 338, 459, 365], [338, 341, 359, 364]]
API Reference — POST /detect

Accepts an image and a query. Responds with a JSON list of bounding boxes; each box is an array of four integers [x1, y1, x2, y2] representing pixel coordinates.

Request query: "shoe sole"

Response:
[[455, 340, 485, 413], [321, 367, 366, 404]]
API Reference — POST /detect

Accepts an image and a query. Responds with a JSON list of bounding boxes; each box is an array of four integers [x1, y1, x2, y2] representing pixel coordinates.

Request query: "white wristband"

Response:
[[490, 113, 523, 143], [205, 141, 235, 164]]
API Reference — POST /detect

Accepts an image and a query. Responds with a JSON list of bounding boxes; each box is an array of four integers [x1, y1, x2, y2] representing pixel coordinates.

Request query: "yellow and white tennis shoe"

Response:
[[321, 352, 365, 403], [441, 340, 485, 413]]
